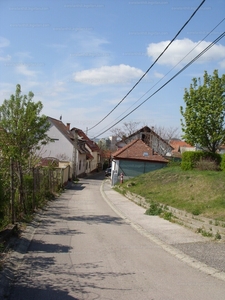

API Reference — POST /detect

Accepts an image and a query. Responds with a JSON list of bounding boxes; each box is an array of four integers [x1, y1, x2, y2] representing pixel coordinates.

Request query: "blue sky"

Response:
[[0, 0, 225, 139]]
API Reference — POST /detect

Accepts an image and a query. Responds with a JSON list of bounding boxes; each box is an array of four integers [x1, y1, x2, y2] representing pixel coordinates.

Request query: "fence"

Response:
[[0, 164, 71, 227]]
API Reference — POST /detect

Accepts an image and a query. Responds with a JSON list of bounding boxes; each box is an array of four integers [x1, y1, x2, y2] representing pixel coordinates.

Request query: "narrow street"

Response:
[[7, 175, 225, 300]]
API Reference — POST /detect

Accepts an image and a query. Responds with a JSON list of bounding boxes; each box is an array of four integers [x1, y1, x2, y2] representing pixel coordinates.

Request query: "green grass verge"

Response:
[[116, 166, 225, 222]]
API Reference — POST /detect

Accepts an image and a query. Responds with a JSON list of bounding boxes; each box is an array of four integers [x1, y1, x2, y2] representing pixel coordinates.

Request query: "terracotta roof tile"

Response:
[[169, 139, 193, 153], [72, 127, 100, 152], [112, 139, 168, 163]]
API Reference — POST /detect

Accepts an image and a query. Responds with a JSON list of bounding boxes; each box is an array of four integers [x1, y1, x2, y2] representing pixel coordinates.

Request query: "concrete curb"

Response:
[[100, 180, 225, 283]]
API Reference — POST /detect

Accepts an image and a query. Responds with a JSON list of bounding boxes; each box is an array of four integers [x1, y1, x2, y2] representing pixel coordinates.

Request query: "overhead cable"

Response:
[[88, 0, 206, 131], [92, 31, 225, 139], [102, 17, 225, 128]]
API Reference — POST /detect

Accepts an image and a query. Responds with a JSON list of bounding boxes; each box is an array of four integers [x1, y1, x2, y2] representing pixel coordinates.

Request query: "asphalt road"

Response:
[[7, 175, 225, 300]]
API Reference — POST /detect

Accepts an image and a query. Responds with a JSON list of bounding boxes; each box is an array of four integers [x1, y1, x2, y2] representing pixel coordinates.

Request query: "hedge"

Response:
[[181, 151, 222, 171]]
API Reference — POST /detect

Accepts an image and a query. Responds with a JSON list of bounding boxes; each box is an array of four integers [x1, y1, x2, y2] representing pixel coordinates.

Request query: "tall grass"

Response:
[[117, 166, 225, 221]]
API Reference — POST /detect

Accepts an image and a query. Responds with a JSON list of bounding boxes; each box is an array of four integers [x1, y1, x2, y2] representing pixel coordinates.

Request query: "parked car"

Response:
[[105, 167, 111, 177]]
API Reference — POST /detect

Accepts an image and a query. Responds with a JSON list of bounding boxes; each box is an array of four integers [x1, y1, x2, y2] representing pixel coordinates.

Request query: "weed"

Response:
[[162, 211, 173, 221], [145, 202, 163, 216], [214, 220, 220, 226], [192, 208, 201, 216], [215, 231, 222, 240], [196, 227, 213, 237]]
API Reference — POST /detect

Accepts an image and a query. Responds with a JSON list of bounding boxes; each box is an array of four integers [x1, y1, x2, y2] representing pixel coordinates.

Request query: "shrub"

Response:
[[181, 151, 221, 171], [181, 151, 201, 170], [167, 158, 181, 167], [220, 154, 225, 171], [196, 158, 220, 171]]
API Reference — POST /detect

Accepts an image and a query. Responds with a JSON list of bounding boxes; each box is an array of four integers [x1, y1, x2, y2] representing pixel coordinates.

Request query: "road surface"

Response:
[[7, 175, 225, 299]]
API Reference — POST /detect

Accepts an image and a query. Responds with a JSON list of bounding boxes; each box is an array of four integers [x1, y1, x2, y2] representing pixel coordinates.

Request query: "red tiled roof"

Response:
[[72, 128, 100, 152], [169, 139, 193, 152], [112, 139, 168, 163]]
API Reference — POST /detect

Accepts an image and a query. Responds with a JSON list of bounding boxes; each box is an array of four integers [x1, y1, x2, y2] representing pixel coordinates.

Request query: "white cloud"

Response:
[[0, 37, 10, 48], [73, 64, 144, 85], [154, 71, 164, 78], [219, 59, 225, 69], [0, 37, 11, 62], [15, 64, 37, 77], [0, 54, 11, 61], [147, 38, 225, 67], [14, 52, 33, 59]]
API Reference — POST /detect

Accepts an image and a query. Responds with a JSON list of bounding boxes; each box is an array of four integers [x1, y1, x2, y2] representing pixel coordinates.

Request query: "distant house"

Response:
[[111, 139, 168, 184], [71, 127, 101, 173], [169, 139, 195, 158], [116, 126, 173, 157], [38, 117, 94, 178]]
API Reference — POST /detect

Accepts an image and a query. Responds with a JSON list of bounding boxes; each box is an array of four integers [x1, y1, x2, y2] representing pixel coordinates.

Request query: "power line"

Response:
[[100, 17, 225, 130], [92, 31, 225, 139], [88, 0, 206, 131]]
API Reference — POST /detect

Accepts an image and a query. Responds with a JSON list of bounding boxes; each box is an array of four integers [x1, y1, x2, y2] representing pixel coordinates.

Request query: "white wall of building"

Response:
[[40, 124, 74, 161]]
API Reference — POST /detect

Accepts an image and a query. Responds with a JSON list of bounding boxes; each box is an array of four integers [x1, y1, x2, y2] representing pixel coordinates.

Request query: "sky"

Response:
[[0, 0, 225, 140]]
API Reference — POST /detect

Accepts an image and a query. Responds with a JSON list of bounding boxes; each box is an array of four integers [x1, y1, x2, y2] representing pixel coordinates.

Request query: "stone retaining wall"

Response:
[[123, 190, 225, 241]]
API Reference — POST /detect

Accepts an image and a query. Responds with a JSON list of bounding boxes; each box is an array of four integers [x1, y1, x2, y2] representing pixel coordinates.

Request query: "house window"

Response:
[[79, 160, 81, 170]]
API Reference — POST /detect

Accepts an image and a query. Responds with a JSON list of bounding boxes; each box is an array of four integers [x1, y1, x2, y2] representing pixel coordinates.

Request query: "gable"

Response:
[[113, 139, 168, 163], [117, 126, 173, 156], [48, 117, 74, 144]]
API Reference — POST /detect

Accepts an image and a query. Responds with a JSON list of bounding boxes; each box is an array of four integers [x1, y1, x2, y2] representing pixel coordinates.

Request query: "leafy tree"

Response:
[[180, 70, 225, 153], [0, 84, 50, 212]]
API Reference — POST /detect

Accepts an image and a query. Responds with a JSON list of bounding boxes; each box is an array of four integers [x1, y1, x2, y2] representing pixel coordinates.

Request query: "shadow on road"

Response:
[[28, 240, 73, 253], [9, 285, 79, 300], [65, 214, 125, 225]]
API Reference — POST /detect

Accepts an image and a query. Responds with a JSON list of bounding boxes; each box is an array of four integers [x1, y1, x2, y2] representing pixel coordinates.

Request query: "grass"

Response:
[[116, 166, 225, 222]]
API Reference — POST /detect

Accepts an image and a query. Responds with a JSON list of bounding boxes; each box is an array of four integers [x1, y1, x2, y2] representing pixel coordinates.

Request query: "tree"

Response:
[[110, 121, 140, 143], [152, 125, 180, 141], [180, 70, 225, 153], [0, 84, 50, 212]]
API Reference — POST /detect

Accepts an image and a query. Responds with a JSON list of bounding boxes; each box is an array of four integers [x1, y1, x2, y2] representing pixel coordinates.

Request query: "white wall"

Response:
[[40, 124, 74, 160], [111, 159, 119, 186]]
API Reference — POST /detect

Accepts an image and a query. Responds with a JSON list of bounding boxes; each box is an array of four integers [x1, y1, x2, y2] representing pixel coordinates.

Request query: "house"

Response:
[[116, 126, 174, 157], [111, 139, 168, 185], [169, 139, 195, 158], [71, 128, 101, 173], [38, 117, 93, 178]]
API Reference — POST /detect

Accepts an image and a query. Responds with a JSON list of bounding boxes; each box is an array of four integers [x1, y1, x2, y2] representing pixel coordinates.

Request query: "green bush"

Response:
[[167, 158, 181, 167], [181, 151, 221, 171], [181, 161, 194, 171], [220, 154, 225, 171]]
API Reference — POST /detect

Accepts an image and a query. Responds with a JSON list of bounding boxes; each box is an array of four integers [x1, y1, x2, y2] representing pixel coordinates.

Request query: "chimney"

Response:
[[66, 123, 70, 130]]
